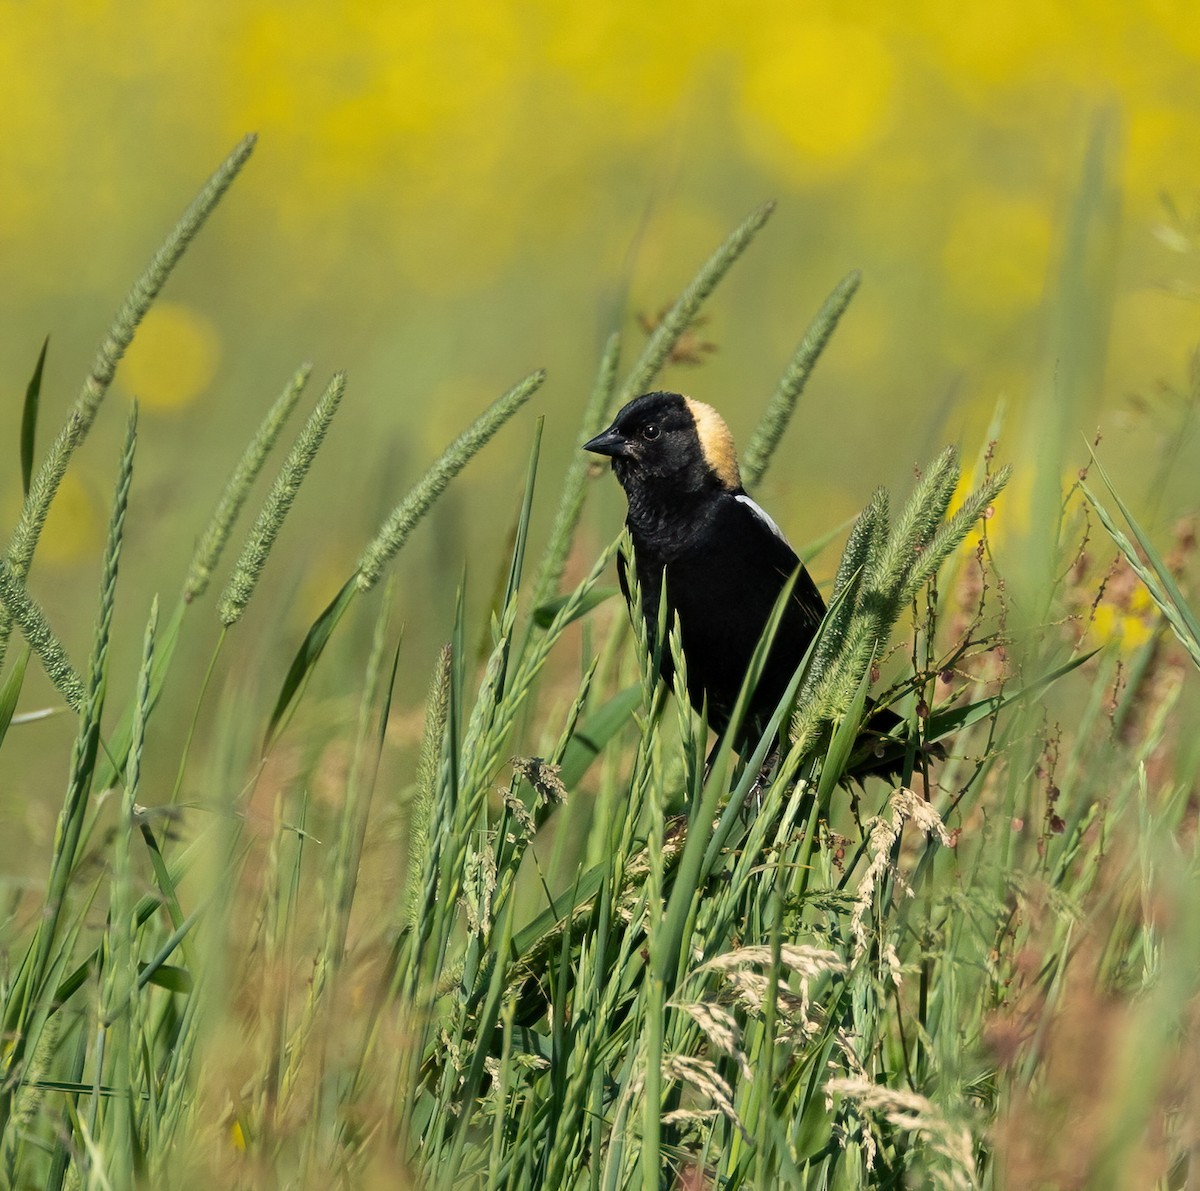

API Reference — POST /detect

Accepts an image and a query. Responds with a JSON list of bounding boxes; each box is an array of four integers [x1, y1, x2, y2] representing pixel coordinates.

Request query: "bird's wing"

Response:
[[734, 492, 790, 545]]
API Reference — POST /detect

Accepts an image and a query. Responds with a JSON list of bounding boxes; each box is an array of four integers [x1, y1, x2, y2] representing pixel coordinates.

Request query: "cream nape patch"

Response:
[[684, 398, 741, 490]]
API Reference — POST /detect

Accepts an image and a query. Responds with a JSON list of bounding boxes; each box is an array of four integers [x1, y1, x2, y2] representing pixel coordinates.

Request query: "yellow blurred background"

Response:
[[0, 1, 1198, 850]]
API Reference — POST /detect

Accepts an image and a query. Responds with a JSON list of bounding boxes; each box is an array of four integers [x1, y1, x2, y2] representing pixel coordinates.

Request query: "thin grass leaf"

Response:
[[219, 371, 345, 625], [796, 514, 857, 566], [20, 337, 49, 498], [9, 706, 59, 725], [816, 656, 875, 802], [500, 418, 544, 621], [0, 648, 29, 752], [264, 574, 358, 747], [326, 583, 398, 968], [532, 585, 619, 630], [0, 564, 84, 710], [10, 1080, 144, 1100], [1082, 456, 1200, 669], [742, 269, 861, 490], [557, 684, 642, 787], [137, 964, 192, 995], [51, 838, 202, 1009], [185, 362, 312, 602], [357, 368, 545, 591], [0, 135, 255, 670], [924, 650, 1098, 740], [1083, 492, 1200, 670], [616, 202, 775, 407]]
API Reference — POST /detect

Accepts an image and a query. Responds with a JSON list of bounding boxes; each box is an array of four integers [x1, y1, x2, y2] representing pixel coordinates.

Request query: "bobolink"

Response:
[[585, 390, 899, 760]]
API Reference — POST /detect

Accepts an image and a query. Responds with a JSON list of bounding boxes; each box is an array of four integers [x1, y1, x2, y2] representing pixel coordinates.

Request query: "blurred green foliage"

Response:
[[2, 3, 1199, 874]]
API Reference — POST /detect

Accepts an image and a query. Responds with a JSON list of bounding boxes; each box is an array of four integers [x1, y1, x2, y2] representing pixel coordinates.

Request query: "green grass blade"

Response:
[[557, 685, 642, 787], [532, 585, 619, 630], [924, 649, 1098, 739], [1082, 459, 1200, 668], [500, 418, 544, 617], [19, 337, 48, 498], [0, 648, 29, 753], [264, 574, 358, 748], [52, 838, 202, 1008]]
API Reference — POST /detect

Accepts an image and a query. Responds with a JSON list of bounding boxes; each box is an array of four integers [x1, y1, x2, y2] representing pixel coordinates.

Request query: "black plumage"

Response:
[[585, 391, 895, 754]]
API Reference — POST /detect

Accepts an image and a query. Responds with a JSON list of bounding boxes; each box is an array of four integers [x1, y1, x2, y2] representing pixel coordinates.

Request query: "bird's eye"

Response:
[[641, 424, 660, 441]]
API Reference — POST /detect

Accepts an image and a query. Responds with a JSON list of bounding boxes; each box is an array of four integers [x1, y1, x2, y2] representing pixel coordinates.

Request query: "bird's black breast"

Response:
[[622, 491, 826, 738]]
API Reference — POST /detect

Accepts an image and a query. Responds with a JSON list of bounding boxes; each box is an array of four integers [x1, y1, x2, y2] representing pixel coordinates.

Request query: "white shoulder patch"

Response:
[[735, 493, 789, 544]]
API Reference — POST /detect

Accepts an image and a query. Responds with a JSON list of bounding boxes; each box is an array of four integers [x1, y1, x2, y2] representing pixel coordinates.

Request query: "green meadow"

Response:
[[0, 130, 1198, 1189]]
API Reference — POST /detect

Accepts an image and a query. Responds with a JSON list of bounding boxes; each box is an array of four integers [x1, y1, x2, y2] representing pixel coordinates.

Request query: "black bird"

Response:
[[584, 390, 898, 758]]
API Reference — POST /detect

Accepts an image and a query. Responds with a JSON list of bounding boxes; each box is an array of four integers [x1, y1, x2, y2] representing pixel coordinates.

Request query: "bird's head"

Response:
[[583, 391, 741, 496]]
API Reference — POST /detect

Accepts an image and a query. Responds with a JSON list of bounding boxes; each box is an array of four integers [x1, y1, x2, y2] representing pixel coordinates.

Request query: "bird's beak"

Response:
[[582, 425, 631, 459]]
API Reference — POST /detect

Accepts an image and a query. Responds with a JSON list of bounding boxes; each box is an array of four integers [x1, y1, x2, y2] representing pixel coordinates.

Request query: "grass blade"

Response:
[[0, 648, 29, 753], [20, 337, 48, 498], [1082, 458, 1200, 669], [264, 573, 358, 747]]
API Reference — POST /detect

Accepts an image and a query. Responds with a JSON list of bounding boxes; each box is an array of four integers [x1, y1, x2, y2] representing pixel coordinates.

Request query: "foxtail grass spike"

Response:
[[219, 371, 346, 626], [792, 449, 1001, 749], [186, 362, 312, 602], [408, 644, 452, 931], [102, 595, 157, 1039], [88, 403, 139, 702], [743, 269, 862, 490], [0, 563, 84, 710], [0, 135, 256, 670], [356, 369, 545, 592], [908, 466, 1011, 596], [125, 595, 158, 820], [867, 446, 960, 600], [616, 201, 774, 408], [806, 490, 887, 688], [532, 333, 621, 609]]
